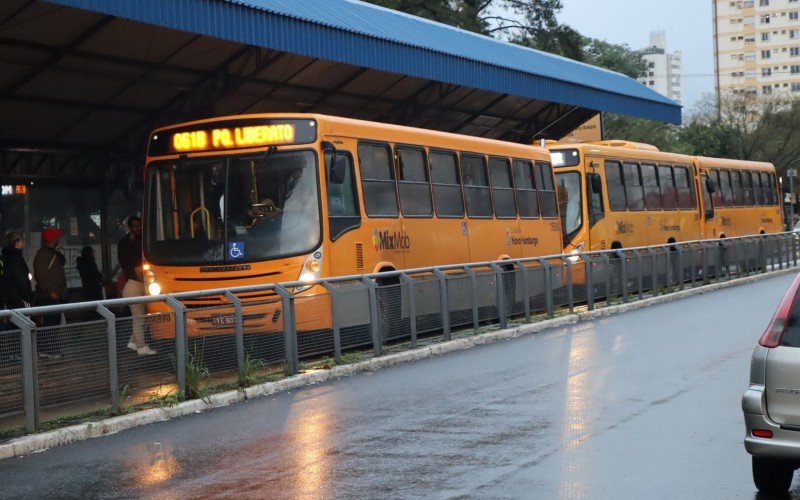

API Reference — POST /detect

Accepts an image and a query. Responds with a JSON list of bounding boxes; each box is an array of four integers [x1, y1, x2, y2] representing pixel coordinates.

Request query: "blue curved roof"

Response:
[[47, 0, 682, 124]]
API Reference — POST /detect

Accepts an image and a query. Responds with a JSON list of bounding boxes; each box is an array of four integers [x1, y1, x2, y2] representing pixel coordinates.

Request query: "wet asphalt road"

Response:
[[0, 273, 797, 499]]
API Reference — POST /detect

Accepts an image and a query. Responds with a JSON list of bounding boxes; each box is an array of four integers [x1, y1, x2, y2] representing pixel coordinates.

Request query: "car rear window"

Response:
[[782, 296, 800, 347]]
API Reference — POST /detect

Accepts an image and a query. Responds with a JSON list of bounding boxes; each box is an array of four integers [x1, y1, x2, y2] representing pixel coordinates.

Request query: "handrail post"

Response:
[[580, 255, 595, 311], [513, 261, 530, 321], [759, 235, 767, 273], [223, 291, 245, 377], [274, 284, 300, 374], [645, 248, 658, 295], [320, 281, 343, 363], [615, 250, 628, 303], [10, 311, 38, 433], [600, 253, 612, 302], [632, 249, 643, 300], [561, 256, 574, 313], [95, 304, 119, 413], [399, 273, 417, 348], [489, 263, 507, 329], [676, 245, 684, 291], [360, 277, 383, 356], [462, 266, 480, 331], [165, 296, 188, 397], [432, 269, 451, 341], [702, 242, 710, 285], [537, 258, 554, 317], [688, 244, 697, 285]]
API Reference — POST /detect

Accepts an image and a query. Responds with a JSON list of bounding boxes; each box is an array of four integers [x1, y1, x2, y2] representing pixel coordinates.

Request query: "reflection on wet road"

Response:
[[0, 273, 797, 498]]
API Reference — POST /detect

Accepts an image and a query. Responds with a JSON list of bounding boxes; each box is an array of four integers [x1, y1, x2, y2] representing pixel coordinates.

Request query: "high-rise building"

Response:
[[638, 31, 683, 104], [713, 0, 800, 99]]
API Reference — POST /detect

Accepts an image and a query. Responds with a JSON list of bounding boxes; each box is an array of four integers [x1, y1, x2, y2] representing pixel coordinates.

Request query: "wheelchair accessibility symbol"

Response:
[[228, 242, 245, 259]]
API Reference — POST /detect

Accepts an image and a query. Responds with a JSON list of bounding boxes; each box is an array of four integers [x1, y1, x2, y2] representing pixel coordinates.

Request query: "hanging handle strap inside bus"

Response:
[[190, 206, 212, 239]]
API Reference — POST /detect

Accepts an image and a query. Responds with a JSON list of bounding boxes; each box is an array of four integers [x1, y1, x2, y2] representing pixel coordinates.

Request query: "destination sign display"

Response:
[[148, 118, 317, 156]]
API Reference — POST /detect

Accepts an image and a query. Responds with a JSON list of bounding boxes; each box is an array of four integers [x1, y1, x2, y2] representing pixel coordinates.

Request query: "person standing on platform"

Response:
[[76, 246, 103, 302], [33, 227, 66, 359], [2, 231, 33, 309], [118, 216, 156, 355]]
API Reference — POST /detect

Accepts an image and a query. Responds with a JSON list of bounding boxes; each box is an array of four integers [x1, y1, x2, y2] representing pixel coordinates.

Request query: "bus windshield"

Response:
[[556, 171, 583, 246], [145, 150, 320, 265]]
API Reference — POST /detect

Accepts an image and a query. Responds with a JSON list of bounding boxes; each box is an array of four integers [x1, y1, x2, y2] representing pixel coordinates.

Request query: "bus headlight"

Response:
[[568, 242, 585, 263], [295, 249, 323, 293], [144, 270, 156, 284], [147, 282, 162, 295]]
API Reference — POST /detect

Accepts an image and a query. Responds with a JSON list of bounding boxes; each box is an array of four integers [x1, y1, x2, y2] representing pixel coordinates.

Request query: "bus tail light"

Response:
[[759, 273, 800, 348]]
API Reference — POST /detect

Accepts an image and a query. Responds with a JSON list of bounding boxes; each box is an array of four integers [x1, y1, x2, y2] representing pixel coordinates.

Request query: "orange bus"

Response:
[[548, 140, 782, 254], [142, 113, 563, 336]]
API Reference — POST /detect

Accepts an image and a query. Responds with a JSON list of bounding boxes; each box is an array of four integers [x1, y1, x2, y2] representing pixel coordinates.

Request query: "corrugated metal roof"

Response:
[[45, 0, 681, 124]]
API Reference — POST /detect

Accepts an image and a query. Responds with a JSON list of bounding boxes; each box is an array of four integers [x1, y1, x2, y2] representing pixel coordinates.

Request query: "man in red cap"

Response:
[[33, 227, 67, 359]]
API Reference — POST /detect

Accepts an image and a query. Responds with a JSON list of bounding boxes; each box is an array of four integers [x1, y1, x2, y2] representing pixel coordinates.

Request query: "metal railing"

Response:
[[0, 232, 797, 433]]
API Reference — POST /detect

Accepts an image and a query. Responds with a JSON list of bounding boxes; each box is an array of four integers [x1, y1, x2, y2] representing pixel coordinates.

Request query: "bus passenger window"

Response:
[[753, 171, 765, 206], [605, 161, 627, 211], [358, 142, 398, 217], [489, 157, 517, 218], [742, 171, 754, 206], [430, 150, 464, 217], [658, 165, 678, 210], [535, 161, 558, 218], [513, 159, 539, 219], [732, 170, 745, 206], [674, 166, 693, 210], [397, 146, 433, 217], [720, 170, 734, 207], [623, 162, 644, 211], [461, 154, 492, 218], [770, 173, 778, 205], [641, 164, 661, 210], [326, 152, 360, 240], [762, 172, 775, 205]]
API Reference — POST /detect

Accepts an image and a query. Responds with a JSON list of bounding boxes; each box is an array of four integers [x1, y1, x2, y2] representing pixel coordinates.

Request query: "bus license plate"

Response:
[[211, 314, 237, 326]]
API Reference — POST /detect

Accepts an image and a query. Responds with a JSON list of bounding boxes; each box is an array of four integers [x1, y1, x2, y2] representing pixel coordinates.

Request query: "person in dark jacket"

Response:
[[33, 227, 66, 359], [2, 231, 33, 309], [76, 246, 103, 302], [1, 231, 32, 365]]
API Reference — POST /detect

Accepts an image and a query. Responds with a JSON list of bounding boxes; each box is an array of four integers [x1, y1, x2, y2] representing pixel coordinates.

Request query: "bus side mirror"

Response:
[[589, 173, 602, 193], [330, 154, 347, 184], [322, 141, 347, 184], [705, 177, 717, 193]]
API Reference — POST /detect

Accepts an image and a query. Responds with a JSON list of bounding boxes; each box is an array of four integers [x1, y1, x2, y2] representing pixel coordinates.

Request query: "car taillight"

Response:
[[759, 274, 800, 348]]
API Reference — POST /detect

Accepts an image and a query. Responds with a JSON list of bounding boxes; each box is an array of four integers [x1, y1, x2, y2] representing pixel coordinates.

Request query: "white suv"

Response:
[[743, 273, 800, 493]]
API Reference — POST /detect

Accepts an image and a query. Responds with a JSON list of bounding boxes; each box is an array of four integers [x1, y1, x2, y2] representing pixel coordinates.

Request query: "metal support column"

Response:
[[223, 291, 246, 376], [399, 274, 417, 348], [320, 281, 343, 363], [96, 304, 119, 413], [275, 285, 300, 373], [360, 278, 383, 356], [432, 269, 451, 341], [489, 264, 507, 329], [10, 311, 38, 432], [165, 296, 188, 396]]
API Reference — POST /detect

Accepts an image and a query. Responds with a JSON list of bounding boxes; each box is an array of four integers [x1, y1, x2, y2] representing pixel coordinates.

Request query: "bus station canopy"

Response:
[[0, 0, 681, 172]]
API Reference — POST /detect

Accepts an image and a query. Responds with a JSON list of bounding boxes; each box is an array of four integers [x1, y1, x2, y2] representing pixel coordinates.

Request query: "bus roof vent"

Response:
[[589, 140, 660, 152]]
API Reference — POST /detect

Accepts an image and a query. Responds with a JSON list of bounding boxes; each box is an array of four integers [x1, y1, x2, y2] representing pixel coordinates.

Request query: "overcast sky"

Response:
[[557, 0, 714, 112]]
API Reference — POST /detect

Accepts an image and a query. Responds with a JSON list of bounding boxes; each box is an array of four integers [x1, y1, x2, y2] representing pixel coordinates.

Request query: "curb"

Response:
[[1, 266, 796, 459]]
